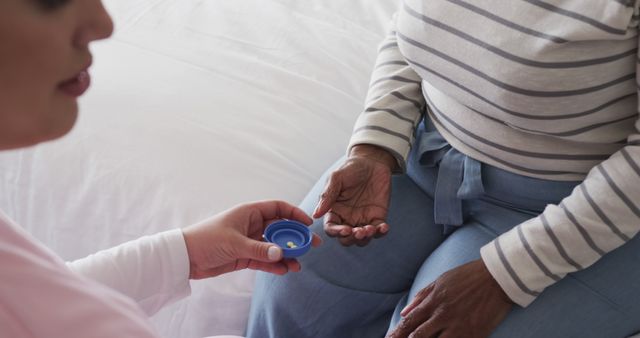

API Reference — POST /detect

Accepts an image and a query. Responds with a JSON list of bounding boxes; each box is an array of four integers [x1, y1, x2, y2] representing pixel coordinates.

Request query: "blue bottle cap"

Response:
[[263, 219, 312, 258]]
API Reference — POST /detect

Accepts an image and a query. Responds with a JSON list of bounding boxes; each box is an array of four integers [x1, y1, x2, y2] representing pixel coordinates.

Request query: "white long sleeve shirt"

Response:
[[0, 209, 191, 338], [349, 0, 640, 307]]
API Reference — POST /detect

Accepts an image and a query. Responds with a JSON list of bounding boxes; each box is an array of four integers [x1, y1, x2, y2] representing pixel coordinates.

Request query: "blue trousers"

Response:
[[246, 124, 640, 338]]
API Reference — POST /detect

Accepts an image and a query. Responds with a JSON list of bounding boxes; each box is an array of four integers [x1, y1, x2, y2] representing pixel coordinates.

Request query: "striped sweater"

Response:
[[348, 0, 640, 307]]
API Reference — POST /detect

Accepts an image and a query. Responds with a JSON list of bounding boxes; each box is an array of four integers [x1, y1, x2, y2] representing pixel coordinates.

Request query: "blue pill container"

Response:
[[263, 219, 312, 258]]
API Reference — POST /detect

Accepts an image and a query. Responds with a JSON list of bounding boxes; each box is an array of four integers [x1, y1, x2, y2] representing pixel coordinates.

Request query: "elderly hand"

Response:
[[181, 200, 322, 279], [388, 259, 513, 338], [312, 144, 397, 247]]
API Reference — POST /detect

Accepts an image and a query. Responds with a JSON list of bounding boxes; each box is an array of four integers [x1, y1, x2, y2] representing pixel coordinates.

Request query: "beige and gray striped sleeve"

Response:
[[480, 54, 640, 307], [347, 12, 425, 172]]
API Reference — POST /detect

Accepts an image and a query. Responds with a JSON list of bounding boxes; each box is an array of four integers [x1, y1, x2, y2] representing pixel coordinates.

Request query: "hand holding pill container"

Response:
[[263, 220, 313, 258]]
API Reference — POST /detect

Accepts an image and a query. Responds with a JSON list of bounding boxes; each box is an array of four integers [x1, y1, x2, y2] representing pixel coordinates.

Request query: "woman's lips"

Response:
[[58, 70, 91, 97]]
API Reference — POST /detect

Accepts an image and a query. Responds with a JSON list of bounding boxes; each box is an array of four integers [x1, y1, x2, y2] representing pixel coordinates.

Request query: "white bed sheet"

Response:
[[0, 1, 397, 337]]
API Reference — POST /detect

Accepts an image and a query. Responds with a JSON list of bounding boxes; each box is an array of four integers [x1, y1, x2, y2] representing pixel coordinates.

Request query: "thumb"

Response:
[[313, 176, 341, 218], [243, 240, 283, 262]]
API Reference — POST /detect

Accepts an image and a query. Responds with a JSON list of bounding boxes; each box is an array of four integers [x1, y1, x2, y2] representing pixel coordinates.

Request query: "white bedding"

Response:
[[0, 1, 397, 337]]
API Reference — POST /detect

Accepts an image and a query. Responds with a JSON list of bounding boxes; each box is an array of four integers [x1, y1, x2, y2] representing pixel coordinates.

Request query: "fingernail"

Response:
[[268, 246, 281, 261]]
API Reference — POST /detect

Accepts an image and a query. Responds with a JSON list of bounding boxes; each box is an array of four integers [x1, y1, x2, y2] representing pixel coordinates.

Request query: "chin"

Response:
[[0, 99, 79, 151], [35, 102, 79, 145], [48, 108, 78, 141]]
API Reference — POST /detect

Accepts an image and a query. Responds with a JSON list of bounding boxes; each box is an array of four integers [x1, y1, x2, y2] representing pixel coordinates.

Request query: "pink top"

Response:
[[0, 210, 191, 337]]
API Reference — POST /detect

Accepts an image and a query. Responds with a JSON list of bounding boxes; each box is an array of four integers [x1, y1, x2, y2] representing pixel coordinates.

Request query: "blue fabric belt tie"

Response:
[[416, 129, 485, 231]]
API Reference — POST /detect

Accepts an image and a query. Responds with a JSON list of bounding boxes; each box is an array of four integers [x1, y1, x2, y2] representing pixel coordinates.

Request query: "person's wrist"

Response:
[[181, 227, 201, 279], [477, 259, 513, 304], [349, 144, 399, 172]]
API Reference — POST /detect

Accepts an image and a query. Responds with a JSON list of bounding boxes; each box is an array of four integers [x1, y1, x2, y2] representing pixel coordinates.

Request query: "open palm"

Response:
[[313, 156, 392, 246]]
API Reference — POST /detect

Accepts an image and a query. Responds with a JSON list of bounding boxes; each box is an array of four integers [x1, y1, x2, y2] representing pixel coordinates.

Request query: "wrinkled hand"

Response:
[[312, 144, 396, 247], [182, 200, 322, 279], [388, 259, 513, 338]]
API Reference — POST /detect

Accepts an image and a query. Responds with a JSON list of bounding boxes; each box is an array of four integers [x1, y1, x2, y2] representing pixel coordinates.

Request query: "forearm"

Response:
[[481, 143, 640, 307], [347, 12, 424, 173], [67, 229, 191, 315]]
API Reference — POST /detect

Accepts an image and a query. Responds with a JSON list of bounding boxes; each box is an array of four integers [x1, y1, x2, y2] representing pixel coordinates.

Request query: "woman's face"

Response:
[[0, 0, 113, 150]]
